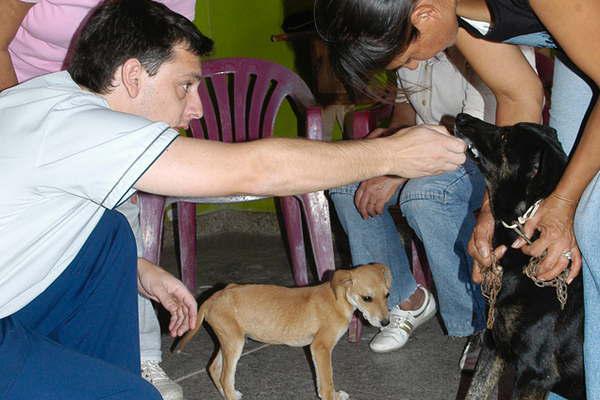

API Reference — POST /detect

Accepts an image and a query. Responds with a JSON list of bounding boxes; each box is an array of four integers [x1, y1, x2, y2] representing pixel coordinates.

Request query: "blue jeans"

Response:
[[329, 159, 486, 336], [0, 210, 161, 400], [548, 56, 599, 400]]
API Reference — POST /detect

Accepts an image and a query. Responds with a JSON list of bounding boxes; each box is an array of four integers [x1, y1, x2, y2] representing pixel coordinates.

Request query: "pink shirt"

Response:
[[9, 0, 196, 82]]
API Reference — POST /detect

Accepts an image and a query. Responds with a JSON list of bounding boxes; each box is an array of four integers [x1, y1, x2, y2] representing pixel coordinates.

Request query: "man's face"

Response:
[[137, 44, 203, 129], [385, 6, 458, 71]]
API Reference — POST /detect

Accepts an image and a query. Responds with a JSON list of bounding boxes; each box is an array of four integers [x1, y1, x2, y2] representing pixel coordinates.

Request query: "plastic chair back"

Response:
[[190, 58, 315, 142]]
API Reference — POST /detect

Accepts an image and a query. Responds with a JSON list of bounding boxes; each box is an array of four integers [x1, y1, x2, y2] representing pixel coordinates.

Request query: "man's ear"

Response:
[[120, 58, 144, 98], [331, 269, 353, 300], [411, 2, 437, 30]]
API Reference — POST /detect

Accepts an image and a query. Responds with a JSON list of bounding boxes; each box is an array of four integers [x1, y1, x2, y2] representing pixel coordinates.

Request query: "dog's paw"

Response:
[[335, 390, 350, 400], [233, 390, 243, 400]]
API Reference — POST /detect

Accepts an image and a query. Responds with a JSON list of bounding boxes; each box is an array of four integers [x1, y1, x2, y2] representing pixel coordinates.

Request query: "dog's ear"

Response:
[[331, 269, 353, 300], [515, 123, 567, 188], [373, 263, 392, 289]]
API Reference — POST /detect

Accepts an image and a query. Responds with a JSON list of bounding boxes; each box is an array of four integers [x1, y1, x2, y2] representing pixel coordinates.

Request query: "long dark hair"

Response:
[[314, 0, 417, 99], [67, 0, 213, 94]]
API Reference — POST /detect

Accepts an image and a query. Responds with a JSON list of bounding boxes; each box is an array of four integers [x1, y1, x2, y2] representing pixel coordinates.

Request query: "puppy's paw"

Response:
[[233, 390, 243, 400], [335, 390, 350, 400]]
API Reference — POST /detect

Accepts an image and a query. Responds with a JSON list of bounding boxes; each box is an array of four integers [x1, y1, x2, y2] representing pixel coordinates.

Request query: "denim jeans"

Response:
[[329, 158, 486, 336], [549, 56, 599, 400]]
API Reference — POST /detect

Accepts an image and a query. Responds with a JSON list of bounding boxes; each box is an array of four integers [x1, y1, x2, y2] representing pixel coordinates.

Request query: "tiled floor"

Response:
[[156, 217, 476, 400]]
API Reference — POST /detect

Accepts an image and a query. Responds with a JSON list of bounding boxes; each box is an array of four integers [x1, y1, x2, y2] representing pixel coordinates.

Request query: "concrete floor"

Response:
[[156, 211, 477, 400]]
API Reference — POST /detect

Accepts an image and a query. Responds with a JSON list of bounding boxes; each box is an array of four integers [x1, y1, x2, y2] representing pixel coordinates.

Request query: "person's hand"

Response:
[[381, 124, 467, 178], [511, 194, 581, 283], [354, 176, 407, 219], [468, 199, 507, 284], [137, 259, 197, 337]]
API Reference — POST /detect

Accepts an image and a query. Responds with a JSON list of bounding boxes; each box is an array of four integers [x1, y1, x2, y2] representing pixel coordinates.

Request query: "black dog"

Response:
[[455, 113, 585, 400]]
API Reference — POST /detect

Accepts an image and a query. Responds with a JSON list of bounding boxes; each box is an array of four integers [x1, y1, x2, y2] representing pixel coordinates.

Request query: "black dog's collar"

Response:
[[500, 199, 542, 245]]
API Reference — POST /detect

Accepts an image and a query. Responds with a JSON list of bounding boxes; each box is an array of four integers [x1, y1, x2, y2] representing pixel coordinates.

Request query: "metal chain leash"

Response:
[[522, 255, 569, 310], [480, 199, 569, 329], [480, 253, 502, 329]]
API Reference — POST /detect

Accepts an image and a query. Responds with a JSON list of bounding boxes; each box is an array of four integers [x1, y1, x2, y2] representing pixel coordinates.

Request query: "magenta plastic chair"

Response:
[[138, 58, 335, 293], [345, 106, 434, 343]]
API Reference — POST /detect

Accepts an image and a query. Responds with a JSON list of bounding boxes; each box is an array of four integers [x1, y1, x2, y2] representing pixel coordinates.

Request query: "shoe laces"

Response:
[[141, 361, 170, 383], [386, 313, 409, 330]]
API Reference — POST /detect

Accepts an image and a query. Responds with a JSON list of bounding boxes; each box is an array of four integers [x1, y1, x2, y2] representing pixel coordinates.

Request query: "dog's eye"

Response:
[[362, 296, 373, 303], [385, 293, 390, 299]]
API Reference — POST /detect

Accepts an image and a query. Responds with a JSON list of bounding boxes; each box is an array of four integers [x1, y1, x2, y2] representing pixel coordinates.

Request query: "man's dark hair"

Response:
[[314, 0, 417, 99], [67, 0, 214, 93]]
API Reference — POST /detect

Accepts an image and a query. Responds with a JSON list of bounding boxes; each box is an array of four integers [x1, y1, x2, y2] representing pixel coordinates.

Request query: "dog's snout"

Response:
[[381, 318, 390, 327]]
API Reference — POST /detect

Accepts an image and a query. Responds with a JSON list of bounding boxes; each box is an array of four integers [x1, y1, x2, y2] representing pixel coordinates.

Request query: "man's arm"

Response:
[[0, 0, 33, 90], [134, 126, 467, 198], [457, 31, 544, 280], [456, 29, 543, 126], [355, 96, 416, 218], [518, 0, 600, 281]]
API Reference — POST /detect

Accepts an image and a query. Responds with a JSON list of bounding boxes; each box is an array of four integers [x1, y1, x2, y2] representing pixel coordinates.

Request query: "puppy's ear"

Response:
[[374, 263, 392, 289], [331, 269, 353, 300]]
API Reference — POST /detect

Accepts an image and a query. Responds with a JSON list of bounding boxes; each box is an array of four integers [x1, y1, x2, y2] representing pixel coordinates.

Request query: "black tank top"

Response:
[[458, 0, 557, 48]]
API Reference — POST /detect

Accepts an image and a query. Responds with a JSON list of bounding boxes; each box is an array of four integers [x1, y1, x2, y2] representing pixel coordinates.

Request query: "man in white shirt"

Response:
[[0, 1, 468, 398], [330, 47, 535, 357]]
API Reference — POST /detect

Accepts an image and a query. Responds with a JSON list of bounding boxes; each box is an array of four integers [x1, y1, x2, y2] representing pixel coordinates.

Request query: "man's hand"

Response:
[[512, 194, 581, 283], [137, 259, 197, 337], [382, 124, 467, 178], [355, 176, 407, 219]]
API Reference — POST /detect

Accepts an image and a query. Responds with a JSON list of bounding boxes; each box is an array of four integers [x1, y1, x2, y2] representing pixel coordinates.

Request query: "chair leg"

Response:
[[299, 191, 335, 280], [177, 202, 197, 293], [280, 196, 309, 287], [139, 193, 167, 265]]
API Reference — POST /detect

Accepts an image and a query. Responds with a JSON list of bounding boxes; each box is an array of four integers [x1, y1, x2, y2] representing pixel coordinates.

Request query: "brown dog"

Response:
[[176, 263, 392, 400]]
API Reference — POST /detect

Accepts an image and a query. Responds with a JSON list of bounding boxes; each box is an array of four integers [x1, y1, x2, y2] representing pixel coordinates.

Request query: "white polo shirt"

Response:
[[0, 71, 178, 318], [395, 48, 492, 124], [396, 47, 536, 124]]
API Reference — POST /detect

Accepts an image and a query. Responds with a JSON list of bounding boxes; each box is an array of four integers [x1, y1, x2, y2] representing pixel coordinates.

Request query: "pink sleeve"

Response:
[[161, 0, 196, 21], [9, 0, 196, 83]]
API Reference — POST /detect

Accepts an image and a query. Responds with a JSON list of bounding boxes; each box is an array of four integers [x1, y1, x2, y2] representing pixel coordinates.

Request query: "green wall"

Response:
[[193, 0, 315, 213]]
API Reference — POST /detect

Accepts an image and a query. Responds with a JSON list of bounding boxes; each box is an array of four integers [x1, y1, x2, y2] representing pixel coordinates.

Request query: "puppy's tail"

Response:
[[174, 302, 208, 353]]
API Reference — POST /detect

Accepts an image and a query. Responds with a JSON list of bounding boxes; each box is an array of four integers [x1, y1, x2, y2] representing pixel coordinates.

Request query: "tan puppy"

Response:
[[176, 263, 391, 400]]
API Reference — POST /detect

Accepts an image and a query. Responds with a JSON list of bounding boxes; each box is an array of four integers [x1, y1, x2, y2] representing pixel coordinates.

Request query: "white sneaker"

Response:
[[369, 286, 437, 353], [141, 360, 184, 400]]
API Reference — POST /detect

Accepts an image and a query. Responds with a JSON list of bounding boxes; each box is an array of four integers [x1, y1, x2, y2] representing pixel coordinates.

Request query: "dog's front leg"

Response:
[[310, 336, 349, 400], [465, 343, 505, 400]]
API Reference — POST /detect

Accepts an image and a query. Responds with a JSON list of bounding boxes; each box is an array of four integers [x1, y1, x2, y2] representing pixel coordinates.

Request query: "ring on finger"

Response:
[[561, 249, 573, 260]]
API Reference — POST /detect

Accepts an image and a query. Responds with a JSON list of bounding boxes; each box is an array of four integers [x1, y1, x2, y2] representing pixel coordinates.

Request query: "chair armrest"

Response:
[[305, 106, 324, 141], [351, 110, 372, 140], [350, 105, 394, 140]]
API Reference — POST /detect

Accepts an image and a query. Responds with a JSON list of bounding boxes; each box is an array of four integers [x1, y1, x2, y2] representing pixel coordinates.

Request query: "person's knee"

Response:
[[328, 181, 360, 197], [399, 180, 445, 224]]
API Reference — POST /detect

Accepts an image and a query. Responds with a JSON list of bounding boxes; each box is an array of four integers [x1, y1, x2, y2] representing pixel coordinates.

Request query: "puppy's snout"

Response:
[[381, 318, 390, 327]]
